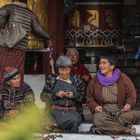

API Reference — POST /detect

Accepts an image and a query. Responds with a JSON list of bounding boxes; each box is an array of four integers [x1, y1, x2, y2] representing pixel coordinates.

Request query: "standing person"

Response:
[[86, 53, 140, 135], [66, 48, 91, 121], [0, 0, 51, 84], [0, 66, 35, 119], [40, 55, 86, 132]]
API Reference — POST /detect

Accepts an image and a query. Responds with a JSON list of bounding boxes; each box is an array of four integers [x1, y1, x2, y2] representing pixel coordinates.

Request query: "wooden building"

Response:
[[25, 0, 140, 109], [0, 0, 140, 139], [0, 0, 140, 110]]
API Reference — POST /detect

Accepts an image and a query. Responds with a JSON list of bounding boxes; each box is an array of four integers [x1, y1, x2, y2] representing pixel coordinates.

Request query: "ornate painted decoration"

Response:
[[65, 0, 123, 47]]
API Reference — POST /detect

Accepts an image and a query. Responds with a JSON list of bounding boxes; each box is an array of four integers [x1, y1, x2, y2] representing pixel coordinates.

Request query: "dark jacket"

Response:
[[40, 73, 86, 107], [0, 3, 50, 50], [0, 82, 35, 118], [86, 72, 136, 114]]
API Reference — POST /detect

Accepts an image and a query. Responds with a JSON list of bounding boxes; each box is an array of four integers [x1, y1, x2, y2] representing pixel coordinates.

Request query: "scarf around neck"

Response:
[[97, 68, 121, 86]]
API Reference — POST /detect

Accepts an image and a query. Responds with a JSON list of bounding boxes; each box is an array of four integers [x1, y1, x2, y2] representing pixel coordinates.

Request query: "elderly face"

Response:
[[99, 58, 115, 77], [8, 74, 21, 88], [58, 67, 71, 80], [68, 50, 78, 64]]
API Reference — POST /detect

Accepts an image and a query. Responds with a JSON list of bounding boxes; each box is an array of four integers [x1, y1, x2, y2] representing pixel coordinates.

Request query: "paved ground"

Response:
[[37, 132, 140, 140]]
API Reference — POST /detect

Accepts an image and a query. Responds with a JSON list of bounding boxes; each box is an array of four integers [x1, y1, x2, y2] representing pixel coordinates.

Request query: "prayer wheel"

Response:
[[65, 0, 123, 47], [27, 0, 48, 49], [0, 0, 12, 7]]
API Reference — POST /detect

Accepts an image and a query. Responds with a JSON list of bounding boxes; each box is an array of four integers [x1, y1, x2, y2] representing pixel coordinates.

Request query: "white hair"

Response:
[[66, 48, 79, 59], [56, 55, 72, 68]]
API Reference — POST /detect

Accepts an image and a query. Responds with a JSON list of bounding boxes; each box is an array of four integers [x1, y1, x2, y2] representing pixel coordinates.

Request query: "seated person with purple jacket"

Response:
[[86, 53, 140, 135]]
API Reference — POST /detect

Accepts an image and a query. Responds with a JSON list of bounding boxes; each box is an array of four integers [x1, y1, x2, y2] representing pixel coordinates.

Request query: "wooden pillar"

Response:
[[43, 0, 64, 79]]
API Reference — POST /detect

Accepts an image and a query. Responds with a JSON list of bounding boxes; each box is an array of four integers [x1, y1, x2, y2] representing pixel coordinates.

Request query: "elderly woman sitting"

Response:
[[66, 48, 91, 85], [86, 53, 140, 135], [40, 55, 86, 132]]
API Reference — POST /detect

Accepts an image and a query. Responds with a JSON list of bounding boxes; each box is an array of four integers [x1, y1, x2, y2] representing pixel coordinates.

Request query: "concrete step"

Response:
[[36, 133, 140, 140], [36, 124, 140, 140], [78, 123, 140, 134]]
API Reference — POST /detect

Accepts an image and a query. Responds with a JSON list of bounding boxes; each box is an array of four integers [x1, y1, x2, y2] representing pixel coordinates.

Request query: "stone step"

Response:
[[78, 123, 140, 134], [36, 133, 140, 140], [37, 124, 140, 140]]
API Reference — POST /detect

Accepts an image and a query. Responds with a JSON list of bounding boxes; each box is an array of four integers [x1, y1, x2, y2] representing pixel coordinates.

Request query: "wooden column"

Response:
[[43, 0, 64, 79]]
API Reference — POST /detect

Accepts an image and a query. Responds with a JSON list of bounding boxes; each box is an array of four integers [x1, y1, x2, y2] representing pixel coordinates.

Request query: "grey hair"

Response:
[[56, 55, 72, 68], [66, 48, 79, 59]]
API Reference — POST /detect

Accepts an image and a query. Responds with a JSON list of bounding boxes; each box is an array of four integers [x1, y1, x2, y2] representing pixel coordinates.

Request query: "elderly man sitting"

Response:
[[0, 66, 35, 119]]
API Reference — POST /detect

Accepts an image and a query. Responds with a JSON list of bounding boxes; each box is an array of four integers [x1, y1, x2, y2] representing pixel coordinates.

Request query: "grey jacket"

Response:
[[0, 3, 50, 51], [40, 73, 86, 107]]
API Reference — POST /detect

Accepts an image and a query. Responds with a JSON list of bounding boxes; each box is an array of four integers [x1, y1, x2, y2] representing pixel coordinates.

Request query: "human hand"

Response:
[[65, 91, 74, 98], [57, 90, 66, 98], [123, 104, 131, 112], [6, 109, 19, 118], [45, 39, 53, 48], [45, 39, 52, 48], [48, 40, 52, 47], [95, 105, 103, 112]]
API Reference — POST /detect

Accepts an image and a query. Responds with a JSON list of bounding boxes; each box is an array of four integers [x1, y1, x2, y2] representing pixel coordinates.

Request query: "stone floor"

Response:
[[35, 123, 140, 140], [36, 133, 140, 140]]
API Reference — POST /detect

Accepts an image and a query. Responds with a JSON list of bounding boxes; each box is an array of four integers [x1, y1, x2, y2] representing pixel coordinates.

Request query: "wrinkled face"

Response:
[[99, 58, 114, 77], [8, 74, 21, 88], [68, 51, 78, 64], [58, 67, 71, 80]]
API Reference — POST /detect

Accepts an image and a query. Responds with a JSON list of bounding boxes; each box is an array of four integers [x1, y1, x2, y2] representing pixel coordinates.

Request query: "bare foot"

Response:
[[130, 127, 136, 135]]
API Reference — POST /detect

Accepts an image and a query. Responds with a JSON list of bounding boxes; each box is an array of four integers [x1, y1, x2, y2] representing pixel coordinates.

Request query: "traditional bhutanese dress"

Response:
[[41, 74, 86, 132], [93, 83, 140, 134]]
